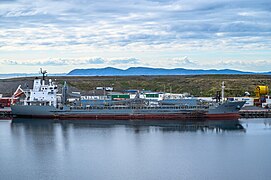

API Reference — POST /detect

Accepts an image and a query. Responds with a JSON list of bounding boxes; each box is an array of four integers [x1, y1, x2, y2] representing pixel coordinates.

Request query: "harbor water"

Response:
[[0, 118, 271, 180]]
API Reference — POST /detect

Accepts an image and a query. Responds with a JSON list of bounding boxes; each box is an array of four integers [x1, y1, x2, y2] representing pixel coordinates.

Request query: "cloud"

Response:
[[110, 58, 140, 65], [85, 58, 105, 64], [191, 59, 271, 72], [161, 57, 271, 72], [213, 60, 271, 72], [3, 59, 73, 66], [1, 57, 271, 72], [171, 56, 197, 67], [0, 0, 271, 73], [1, 57, 140, 66], [0, 0, 270, 51]]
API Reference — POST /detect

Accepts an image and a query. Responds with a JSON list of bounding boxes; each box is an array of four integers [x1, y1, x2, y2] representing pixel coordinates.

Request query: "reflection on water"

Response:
[[1, 118, 271, 180], [11, 118, 245, 133]]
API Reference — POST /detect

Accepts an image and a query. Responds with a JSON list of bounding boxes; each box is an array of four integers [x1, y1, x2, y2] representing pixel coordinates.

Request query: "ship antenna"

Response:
[[40, 68, 47, 81]]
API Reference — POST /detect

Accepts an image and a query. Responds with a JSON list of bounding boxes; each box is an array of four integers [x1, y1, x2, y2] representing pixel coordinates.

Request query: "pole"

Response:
[[221, 81, 225, 103]]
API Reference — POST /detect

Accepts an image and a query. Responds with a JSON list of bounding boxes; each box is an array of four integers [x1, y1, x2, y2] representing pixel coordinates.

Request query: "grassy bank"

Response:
[[0, 75, 270, 97]]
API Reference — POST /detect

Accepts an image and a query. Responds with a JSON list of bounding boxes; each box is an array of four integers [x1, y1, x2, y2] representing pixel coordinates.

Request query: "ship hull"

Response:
[[11, 113, 241, 120], [204, 113, 241, 120], [11, 101, 245, 120]]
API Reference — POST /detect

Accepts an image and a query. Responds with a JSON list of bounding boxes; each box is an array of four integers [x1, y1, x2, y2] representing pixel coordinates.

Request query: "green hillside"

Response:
[[1, 75, 270, 97]]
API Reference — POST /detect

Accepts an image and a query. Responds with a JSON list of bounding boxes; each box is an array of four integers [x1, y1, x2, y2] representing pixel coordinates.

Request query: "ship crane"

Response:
[[254, 85, 269, 107], [255, 86, 269, 98], [214, 82, 225, 103]]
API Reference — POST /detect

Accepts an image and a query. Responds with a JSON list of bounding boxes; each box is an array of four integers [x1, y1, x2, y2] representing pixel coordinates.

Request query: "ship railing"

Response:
[[69, 104, 209, 110]]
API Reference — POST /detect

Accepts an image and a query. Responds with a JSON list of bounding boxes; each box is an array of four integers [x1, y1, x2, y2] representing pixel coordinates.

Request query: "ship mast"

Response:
[[40, 68, 47, 85], [62, 81, 68, 105], [221, 81, 225, 103]]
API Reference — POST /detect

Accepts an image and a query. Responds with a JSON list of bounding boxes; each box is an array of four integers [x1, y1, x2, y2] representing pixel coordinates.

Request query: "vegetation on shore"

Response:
[[0, 75, 271, 97]]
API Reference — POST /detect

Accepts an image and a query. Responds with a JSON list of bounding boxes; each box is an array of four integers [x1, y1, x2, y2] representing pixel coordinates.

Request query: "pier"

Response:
[[240, 109, 271, 118], [0, 107, 12, 120], [239, 106, 271, 118]]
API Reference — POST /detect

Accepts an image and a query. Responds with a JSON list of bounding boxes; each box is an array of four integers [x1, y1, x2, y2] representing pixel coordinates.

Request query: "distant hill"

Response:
[[1, 74, 271, 97], [68, 67, 259, 76], [1, 68, 270, 78]]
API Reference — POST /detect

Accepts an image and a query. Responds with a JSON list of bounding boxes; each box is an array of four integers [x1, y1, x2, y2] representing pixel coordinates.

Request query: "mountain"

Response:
[[68, 67, 124, 75], [67, 67, 257, 76], [1, 68, 268, 78]]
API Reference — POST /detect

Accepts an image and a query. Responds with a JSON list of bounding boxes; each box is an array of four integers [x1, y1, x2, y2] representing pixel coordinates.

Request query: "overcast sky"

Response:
[[0, 0, 270, 73]]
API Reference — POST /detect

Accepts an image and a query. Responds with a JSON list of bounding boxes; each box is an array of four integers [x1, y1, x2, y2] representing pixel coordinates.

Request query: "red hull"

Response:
[[204, 113, 241, 120]]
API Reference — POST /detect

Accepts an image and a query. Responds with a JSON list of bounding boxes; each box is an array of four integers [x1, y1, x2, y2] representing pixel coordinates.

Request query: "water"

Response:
[[0, 119, 271, 180]]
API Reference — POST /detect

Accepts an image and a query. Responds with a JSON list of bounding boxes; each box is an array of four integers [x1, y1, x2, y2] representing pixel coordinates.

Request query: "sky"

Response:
[[0, 0, 271, 73]]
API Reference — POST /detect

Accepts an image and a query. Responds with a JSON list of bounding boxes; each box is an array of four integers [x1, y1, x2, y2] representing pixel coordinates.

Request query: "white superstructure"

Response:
[[23, 76, 58, 107]]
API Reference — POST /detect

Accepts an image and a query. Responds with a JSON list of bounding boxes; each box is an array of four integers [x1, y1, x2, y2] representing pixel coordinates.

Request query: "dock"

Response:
[[0, 107, 12, 120], [240, 110, 271, 118], [239, 106, 271, 118]]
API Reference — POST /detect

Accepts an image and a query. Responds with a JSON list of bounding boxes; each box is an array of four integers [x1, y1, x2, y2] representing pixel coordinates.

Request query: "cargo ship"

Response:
[[11, 71, 245, 120]]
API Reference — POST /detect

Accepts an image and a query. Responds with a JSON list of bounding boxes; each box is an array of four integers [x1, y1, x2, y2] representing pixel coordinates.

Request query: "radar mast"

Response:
[[40, 68, 47, 81]]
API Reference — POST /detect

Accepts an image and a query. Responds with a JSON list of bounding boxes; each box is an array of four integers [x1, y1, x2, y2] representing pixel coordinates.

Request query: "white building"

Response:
[[232, 97, 254, 107]]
